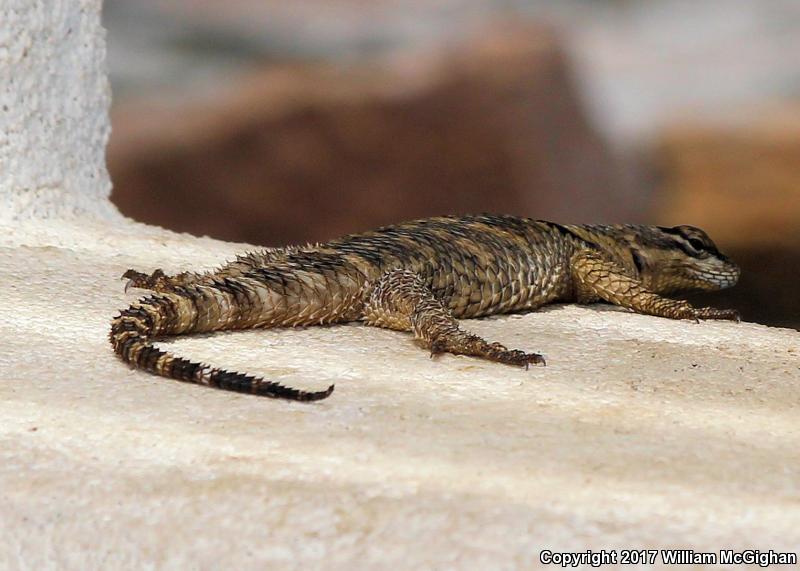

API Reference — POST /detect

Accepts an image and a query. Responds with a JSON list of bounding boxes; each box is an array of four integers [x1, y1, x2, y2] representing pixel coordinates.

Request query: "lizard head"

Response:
[[631, 225, 741, 294]]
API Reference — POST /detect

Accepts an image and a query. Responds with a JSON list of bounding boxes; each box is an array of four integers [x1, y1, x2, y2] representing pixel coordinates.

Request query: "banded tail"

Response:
[[109, 290, 334, 401]]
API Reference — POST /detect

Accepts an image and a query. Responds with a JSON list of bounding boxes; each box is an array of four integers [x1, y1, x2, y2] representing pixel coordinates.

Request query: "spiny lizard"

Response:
[[110, 215, 740, 401]]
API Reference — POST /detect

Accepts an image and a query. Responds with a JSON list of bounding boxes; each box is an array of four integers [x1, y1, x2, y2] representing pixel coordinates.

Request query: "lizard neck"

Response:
[[559, 224, 644, 282]]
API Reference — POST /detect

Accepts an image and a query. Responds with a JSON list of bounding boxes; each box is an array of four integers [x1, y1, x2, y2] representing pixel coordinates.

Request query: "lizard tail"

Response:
[[109, 292, 334, 401]]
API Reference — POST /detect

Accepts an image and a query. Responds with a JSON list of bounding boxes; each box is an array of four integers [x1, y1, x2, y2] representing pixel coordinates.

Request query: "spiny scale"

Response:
[[110, 215, 740, 401]]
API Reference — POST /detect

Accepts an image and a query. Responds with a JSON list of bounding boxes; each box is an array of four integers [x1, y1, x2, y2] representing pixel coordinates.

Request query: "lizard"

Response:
[[110, 214, 741, 402]]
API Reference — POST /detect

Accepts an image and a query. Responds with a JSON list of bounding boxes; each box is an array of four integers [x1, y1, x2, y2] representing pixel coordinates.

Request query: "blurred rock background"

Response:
[[104, 0, 800, 329]]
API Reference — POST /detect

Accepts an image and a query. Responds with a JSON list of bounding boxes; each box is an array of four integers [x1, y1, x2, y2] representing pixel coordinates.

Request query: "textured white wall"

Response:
[[0, 0, 119, 222]]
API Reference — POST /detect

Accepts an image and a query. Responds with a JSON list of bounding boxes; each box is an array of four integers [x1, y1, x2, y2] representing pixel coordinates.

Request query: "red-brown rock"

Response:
[[108, 24, 638, 246]]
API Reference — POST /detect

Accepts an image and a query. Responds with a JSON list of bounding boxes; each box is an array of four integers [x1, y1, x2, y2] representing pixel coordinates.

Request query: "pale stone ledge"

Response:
[[1, 0, 799, 568], [1, 219, 799, 569]]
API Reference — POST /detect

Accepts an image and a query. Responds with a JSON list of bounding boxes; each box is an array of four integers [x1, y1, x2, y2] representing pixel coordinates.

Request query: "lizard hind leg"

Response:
[[122, 268, 169, 292], [362, 268, 545, 368], [122, 268, 203, 293]]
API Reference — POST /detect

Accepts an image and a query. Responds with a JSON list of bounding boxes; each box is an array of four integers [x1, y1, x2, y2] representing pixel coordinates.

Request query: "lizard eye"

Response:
[[687, 238, 705, 252]]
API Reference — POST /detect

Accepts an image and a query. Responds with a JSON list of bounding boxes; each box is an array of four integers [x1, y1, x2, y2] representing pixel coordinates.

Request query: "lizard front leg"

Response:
[[362, 268, 545, 367], [572, 251, 740, 321]]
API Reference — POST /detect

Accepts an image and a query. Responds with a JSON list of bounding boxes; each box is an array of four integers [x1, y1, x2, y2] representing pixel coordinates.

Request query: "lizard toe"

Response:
[[492, 348, 545, 368], [695, 307, 741, 322]]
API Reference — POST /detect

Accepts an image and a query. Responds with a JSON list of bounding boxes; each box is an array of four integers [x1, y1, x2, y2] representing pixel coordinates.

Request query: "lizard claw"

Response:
[[122, 269, 144, 293], [429, 338, 447, 359], [122, 269, 145, 293]]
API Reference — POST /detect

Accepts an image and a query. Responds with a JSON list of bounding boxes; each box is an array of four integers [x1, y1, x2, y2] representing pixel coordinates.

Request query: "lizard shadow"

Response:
[[152, 322, 344, 346], [153, 303, 628, 347]]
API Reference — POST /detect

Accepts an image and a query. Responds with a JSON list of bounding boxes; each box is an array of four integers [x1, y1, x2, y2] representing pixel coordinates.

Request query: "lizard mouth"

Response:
[[693, 265, 740, 290]]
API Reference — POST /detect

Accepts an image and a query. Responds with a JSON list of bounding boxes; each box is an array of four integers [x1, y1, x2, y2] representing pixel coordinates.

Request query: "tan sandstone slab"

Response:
[[1, 219, 799, 570]]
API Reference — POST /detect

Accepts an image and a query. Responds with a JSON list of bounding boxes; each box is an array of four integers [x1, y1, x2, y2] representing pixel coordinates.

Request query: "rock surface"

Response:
[[2, 219, 799, 569], [108, 24, 638, 247], [6, 1, 798, 567], [654, 104, 800, 249], [653, 104, 800, 329]]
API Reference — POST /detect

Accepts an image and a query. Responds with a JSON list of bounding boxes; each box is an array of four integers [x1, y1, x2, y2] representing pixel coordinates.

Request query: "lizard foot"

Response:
[[485, 342, 546, 369], [430, 337, 546, 368], [123, 268, 168, 292]]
